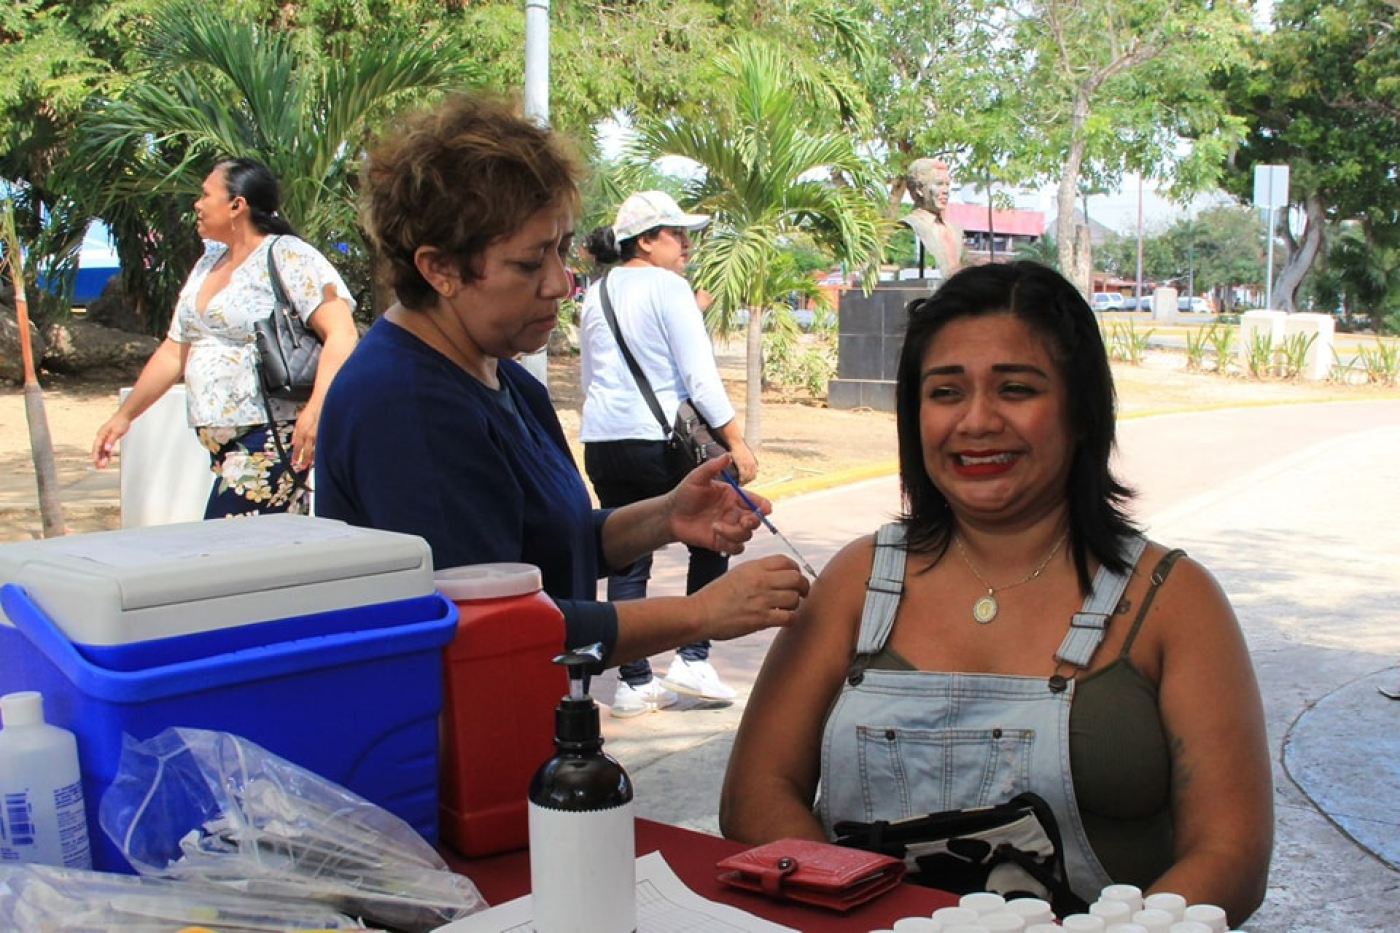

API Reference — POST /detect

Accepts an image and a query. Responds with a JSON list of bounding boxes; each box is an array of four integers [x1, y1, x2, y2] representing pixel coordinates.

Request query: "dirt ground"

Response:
[[1, 340, 1395, 543]]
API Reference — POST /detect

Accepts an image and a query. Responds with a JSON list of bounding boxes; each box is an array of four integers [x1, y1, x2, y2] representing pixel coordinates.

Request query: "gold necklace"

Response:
[[953, 530, 1070, 624]]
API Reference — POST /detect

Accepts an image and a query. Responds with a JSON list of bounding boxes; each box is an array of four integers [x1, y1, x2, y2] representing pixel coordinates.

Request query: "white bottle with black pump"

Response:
[[528, 644, 636, 932], [0, 691, 92, 868]]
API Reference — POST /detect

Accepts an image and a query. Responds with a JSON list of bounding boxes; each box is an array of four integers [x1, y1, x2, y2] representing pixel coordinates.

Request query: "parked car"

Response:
[[1177, 296, 1213, 314], [1092, 292, 1125, 311]]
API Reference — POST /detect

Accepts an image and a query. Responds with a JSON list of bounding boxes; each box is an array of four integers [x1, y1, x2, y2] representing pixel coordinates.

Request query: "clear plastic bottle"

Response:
[[0, 691, 92, 868], [528, 645, 635, 932]]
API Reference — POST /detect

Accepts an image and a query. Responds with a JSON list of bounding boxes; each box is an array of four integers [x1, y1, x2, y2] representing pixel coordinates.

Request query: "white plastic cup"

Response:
[[962, 892, 1009, 915], [1100, 884, 1144, 914], [1063, 915, 1107, 932], [1168, 923, 1212, 933], [1026, 925, 1064, 933], [1005, 898, 1055, 925], [1132, 908, 1176, 933], [1142, 893, 1187, 921], [982, 915, 1027, 931], [1107, 925, 1150, 933], [1182, 905, 1227, 933], [934, 907, 983, 926], [893, 919, 943, 932], [1090, 900, 1133, 924]]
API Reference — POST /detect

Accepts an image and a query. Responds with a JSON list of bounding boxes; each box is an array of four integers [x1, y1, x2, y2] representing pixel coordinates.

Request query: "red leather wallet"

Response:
[[715, 839, 906, 913]]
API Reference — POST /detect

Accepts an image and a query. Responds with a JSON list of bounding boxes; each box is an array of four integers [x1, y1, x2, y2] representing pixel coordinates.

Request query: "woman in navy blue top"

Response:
[[316, 94, 809, 667]]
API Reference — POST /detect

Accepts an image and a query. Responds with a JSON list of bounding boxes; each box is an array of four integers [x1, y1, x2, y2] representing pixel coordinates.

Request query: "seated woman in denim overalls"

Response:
[[721, 261, 1272, 928]]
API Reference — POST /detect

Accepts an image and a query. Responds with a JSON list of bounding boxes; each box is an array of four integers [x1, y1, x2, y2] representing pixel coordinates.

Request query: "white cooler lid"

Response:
[[0, 514, 435, 645]]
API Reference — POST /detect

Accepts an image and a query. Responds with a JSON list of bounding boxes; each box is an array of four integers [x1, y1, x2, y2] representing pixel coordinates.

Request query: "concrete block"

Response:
[[1150, 286, 1178, 322], [1282, 312, 1336, 381]]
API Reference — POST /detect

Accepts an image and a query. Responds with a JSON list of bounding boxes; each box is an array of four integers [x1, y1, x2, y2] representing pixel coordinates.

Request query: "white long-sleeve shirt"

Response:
[[578, 265, 736, 443]]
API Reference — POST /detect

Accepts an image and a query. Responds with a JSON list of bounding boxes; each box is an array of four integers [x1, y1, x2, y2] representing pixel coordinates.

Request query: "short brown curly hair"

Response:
[[360, 94, 582, 310]]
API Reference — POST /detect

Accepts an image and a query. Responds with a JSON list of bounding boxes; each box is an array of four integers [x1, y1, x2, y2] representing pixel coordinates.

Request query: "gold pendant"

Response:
[[973, 593, 999, 624]]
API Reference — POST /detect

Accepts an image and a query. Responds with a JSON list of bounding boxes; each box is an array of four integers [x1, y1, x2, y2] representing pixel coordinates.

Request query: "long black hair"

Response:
[[583, 225, 648, 266], [895, 261, 1139, 593], [216, 157, 296, 237]]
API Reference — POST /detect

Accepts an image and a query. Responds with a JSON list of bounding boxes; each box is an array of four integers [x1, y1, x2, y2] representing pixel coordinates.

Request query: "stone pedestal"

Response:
[[827, 283, 931, 412]]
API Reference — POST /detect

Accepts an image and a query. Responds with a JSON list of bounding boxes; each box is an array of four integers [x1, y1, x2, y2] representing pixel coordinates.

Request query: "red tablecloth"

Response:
[[442, 818, 958, 930]]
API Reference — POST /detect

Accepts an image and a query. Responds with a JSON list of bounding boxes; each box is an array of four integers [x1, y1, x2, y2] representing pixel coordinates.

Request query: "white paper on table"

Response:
[[431, 850, 800, 933]]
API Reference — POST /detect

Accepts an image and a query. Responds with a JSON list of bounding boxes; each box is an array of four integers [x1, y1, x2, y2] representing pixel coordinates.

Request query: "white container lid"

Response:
[[0, 514, 434, 644], [0, 691, 43, 727], [435, 563, 542, 601]]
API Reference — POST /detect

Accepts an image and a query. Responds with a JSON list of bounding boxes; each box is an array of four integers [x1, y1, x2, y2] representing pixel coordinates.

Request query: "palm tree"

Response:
[[63, 1, 482, 329], [1015, 234, 1060, 269], [622, 38, 888, 448]]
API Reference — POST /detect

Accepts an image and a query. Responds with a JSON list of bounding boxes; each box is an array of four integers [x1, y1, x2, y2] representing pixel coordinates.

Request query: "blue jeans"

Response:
[[584, 439, 728, 687]]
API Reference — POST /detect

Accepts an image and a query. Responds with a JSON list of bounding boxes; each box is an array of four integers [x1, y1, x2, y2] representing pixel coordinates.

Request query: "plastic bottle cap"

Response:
[[435, 563, 542, 601], [933, 906, 981, 925], [0, 691, 44, 727], [1182, 904, 1227, 933], [961, 891, 1007, 914], [1143, 892, 1187, 920], [1006, 899, 1054, 924], [1132, 908, 1176, 933], [1090, 899, 1132, 921]]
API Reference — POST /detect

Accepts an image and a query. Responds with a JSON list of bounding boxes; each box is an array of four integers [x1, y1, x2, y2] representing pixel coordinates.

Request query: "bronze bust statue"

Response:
[[899, 158, 964, 279]]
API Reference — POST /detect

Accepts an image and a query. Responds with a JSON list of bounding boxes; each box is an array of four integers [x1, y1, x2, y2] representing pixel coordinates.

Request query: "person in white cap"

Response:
[[580, 191, 760, 717]]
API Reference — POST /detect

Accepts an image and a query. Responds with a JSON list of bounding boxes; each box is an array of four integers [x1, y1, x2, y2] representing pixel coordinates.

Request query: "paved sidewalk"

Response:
[[600, 399, 1400, 933]]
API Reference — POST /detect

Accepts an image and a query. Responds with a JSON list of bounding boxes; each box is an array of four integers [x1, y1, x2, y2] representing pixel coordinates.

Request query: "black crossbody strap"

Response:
[[598, 271, 671, 437], [259, 235, 306, 492]]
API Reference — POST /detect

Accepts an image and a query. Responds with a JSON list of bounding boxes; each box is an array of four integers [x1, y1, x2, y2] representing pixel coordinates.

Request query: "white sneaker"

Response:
[[609, 679, 679, 719], [661, 658, 738, 701]]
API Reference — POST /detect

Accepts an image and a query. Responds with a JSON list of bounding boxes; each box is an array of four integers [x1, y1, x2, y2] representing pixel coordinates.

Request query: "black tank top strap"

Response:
[[1119, 548, 1187, 657]]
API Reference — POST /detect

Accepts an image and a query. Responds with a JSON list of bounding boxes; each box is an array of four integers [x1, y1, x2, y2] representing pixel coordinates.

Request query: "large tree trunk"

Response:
[[1055, 90, 1093, 294], [744, 310, 764, 449], [1273, 195, 1327, 312]]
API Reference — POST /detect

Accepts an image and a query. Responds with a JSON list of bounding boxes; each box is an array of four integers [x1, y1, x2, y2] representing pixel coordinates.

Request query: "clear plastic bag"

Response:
[[0, 862, 380, 931], [99, 728, 486, 932]]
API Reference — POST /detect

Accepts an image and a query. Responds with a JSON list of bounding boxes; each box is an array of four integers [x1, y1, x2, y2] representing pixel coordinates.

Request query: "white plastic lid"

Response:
[[1132, 908, 1176, 933], [0, 691, 44, 728], [434, 563, 543, 601], [961, 891, 1007, 914], [1182, 904, 1227, 933], [1143, 892, 1188, 920], [1006, 898, 1054, 924]]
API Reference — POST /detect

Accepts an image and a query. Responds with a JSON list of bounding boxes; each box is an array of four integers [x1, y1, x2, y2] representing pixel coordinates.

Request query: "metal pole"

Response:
[[1135, 176, 1144, 305], [518, 0, 551, 385], [524, 0, 550, 126], [1264, 206, 1276, 310]]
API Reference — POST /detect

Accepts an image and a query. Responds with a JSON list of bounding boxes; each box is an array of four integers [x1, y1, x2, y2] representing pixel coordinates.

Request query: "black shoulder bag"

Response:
[[254, 236, 322, 404], [597, 271, 729, 477], [254, 236, 320, 491]]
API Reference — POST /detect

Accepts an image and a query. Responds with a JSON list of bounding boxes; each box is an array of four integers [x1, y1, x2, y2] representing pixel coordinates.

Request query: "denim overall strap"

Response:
[[1053, 535, 1148, 670], [857, 523, 909, 657]]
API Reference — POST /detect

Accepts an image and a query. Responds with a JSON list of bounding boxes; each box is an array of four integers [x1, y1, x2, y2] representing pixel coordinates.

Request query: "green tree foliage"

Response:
[[1221, 0, 1400, 310], [61, 1, 481, 331], [1095, 206, 1265, 311], [1000, 0, 1254, 293], [0, 0, 145, 324], [1307, 221, 1400, 333], [622, 38, 887, 447]]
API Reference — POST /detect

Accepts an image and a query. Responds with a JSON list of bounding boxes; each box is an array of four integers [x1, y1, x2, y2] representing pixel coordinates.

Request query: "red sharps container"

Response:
[[434, 563, 567, 857]]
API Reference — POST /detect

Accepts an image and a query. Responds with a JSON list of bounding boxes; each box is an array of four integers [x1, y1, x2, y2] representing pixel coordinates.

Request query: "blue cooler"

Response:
[[0, 515, 457, 872]]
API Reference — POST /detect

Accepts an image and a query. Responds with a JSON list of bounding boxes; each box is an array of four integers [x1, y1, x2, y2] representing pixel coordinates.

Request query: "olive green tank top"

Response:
[[866, 550, 1183, 888]]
